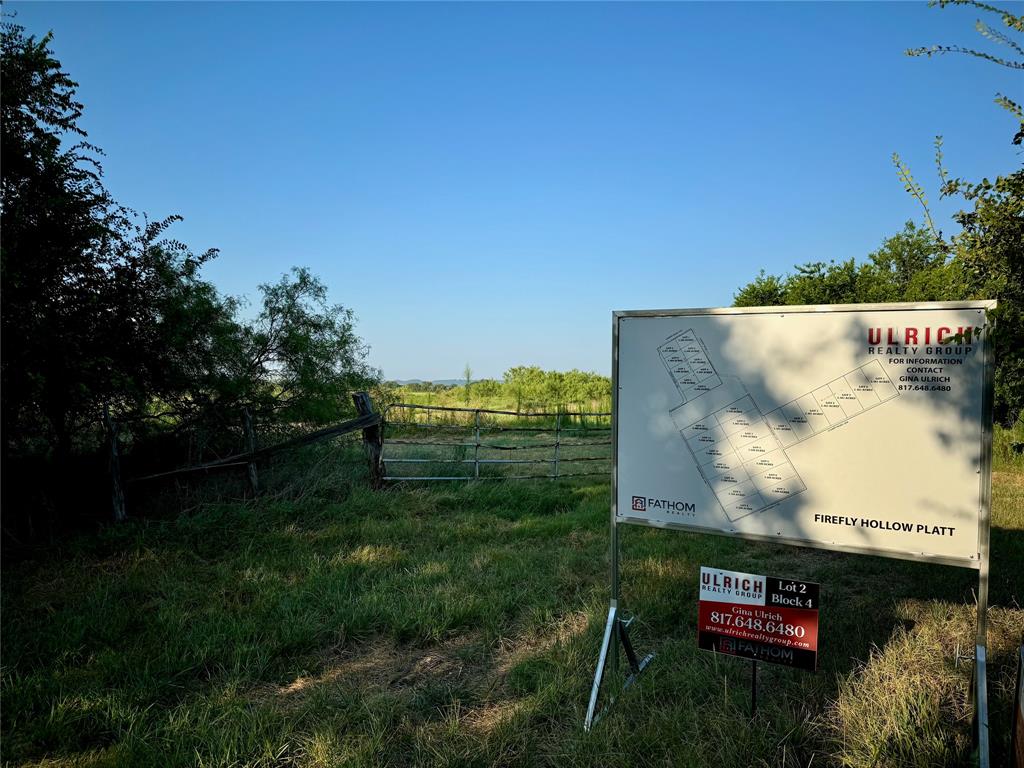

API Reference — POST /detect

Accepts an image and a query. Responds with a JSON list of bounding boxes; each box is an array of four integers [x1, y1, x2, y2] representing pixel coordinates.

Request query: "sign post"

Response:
[[751, 659, 757, 717], [585, 301, 995, 765]]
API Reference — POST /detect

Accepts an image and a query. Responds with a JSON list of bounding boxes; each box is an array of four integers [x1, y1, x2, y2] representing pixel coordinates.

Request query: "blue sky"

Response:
[[11, 1, 1021, 380]]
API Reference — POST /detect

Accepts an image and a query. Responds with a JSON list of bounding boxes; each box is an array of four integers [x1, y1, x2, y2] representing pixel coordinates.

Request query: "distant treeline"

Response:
[[388, 367, 612, 412]]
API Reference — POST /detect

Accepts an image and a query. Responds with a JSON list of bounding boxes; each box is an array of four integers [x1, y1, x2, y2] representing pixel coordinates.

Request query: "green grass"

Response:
[[381, 419, 610, 482], [3, 464, 1022, 767], [993, 421, 1024, 473], [385, 388, 611, 418]]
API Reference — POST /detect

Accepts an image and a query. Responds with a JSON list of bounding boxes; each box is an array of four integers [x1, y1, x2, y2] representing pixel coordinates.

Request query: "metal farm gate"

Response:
[[382, 404, 611, 481]]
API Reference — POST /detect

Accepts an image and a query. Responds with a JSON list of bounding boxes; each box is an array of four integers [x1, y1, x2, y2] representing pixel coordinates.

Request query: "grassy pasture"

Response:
[[383, 388, 612, 419], [380, 410, 611, 482], [2, 444, 1022, 767]]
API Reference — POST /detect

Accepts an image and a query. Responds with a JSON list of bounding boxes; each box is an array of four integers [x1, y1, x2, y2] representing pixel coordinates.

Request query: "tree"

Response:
[[900, 0, 1023, 422], [237, 268, 379, 423], [0, 21, 186, 460], [906, 0, 1024, 142], [472, 379, 502, 399], [862, 221, 950, 300], [946, 170, 1024, 423], [503, 366, 546, 411], [733, 2, 1023, 424], [733, 223, 951, 307], [1, 22, 380, 531], [560, 369, 612, 410], [463, 363, 473, 406], [733, 271, 786, 308]]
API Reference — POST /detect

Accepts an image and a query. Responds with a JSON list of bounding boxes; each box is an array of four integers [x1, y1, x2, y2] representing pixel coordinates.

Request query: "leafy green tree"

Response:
[[472, 379, 502, 399], [561, 369, 612, 410], [1, 23, 380, 533], [733, 223, 950, 308], [229, 268, 378, 423], [138, 240, 243, 423], [503, 366, 546, 411], [946, 170, 1024, 422], [783, 259, 862, 306], [0, 21, 212, 460], [861, 221, 950, 301], [733, 1, 1022, 424], [906, 0, 1024, 142], [901, 0, 1023, 422], [733, 271, 786, 307]]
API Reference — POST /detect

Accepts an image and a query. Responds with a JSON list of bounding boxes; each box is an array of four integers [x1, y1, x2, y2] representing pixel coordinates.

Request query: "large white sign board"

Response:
[[614, 303, 993, 568]]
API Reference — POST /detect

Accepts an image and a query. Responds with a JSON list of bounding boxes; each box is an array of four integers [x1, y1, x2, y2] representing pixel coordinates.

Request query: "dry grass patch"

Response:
[[261, 631, 484, 709], [493, 611, 590, 678]]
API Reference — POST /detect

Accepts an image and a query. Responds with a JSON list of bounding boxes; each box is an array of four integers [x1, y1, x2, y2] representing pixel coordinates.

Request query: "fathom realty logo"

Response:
[[719, 637, 795, 664], [630, 495, 695, 516]]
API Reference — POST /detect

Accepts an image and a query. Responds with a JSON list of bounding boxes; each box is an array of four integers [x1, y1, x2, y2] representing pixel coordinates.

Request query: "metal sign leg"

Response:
[[584, 522, 654, 731], [973, 553, 990, 768], [583, 604, 655, 731], [973, 644, 989, 767], [584, 602, 618, 731]]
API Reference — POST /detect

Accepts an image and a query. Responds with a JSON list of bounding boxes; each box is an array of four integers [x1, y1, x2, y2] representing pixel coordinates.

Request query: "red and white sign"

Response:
[[697, 566, 820, 671]]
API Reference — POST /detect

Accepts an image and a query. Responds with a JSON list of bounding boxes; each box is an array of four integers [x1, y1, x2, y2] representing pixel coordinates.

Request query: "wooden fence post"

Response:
[[242, 407, 259, 496], [103, 405, 127, 522], [352, 392, 383, 489]]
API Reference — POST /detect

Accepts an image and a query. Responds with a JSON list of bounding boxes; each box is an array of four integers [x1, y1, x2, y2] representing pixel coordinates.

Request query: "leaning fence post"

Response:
[[103, 405, 127, 523], [352, 392, 383, 489], [242, 407, 259, 496]]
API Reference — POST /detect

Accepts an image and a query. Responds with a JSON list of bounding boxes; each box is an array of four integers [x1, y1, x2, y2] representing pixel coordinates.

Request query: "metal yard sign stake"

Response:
[[585, 302, 995, 767], [751, 660, 757, 718]]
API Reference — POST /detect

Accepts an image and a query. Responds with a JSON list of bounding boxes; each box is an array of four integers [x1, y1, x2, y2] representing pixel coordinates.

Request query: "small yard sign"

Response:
[[697, 566, 819, 671]]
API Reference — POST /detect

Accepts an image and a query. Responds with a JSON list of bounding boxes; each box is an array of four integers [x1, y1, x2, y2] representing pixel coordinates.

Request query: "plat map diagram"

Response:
[[658, 329, 900, 522]]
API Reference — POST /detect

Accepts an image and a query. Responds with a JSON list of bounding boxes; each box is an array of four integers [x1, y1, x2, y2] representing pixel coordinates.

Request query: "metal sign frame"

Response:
[[585, 301, 995, 766]]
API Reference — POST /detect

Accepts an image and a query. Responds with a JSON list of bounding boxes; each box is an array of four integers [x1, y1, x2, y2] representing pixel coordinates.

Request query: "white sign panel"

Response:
[[698, 566, 767, 606], [614, 303, 992, 567]]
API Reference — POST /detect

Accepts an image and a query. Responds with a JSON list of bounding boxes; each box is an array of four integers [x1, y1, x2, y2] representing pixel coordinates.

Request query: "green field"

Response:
[[3, 445, 1023, 767]]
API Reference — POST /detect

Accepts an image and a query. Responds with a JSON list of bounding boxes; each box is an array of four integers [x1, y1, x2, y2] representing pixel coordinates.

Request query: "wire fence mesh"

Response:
[[382, 403, 611, 481]]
